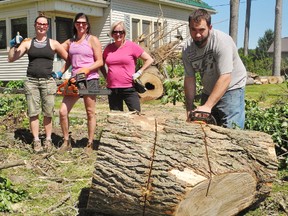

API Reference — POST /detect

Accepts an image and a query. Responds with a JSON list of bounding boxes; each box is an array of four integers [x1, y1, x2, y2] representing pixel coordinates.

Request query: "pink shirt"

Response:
[[103, 40, 144, 88], [69, 35, 99, 80]]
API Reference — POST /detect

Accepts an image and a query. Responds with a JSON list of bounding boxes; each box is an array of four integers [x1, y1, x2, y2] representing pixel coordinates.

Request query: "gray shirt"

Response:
[[182, 29, 247, 95]]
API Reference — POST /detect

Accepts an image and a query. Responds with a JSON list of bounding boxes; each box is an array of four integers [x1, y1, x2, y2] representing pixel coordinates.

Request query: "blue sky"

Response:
[[203, 0, 288, 49]]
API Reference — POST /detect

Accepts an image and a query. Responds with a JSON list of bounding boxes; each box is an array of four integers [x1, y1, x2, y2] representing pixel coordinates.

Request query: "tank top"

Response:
[[69, 35, 99, 80], [27, 38, 54, 78]]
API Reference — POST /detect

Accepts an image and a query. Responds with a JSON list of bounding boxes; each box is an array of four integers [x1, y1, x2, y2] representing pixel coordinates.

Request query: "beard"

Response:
[[194, 33, 209, 48]]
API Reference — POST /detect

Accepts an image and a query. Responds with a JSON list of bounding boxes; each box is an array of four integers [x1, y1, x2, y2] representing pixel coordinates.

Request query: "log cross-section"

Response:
[[87, 113, 278, 216]]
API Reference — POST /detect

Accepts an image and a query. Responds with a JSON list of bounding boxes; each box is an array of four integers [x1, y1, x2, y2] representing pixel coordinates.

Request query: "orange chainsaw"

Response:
[[189, 111, 217, 125], [57, 72, 111, 97]]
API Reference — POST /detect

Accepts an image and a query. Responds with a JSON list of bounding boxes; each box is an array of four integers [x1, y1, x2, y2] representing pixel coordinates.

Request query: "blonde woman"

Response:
[[101, 21, 153, 112]]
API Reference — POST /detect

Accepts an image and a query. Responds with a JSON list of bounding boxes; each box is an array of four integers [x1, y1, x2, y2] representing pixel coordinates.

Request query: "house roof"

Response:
[[267, 37, 288, 53], [169, 0, 215, 11], [144, 0, 216, 13]]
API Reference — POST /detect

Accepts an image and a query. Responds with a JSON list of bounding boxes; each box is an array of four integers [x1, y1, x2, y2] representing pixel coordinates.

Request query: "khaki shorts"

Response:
[[24, 77, 57, 117]]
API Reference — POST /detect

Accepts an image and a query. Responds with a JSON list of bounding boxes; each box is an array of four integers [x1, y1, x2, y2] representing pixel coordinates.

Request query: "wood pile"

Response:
[[247, 72, 286, 85]]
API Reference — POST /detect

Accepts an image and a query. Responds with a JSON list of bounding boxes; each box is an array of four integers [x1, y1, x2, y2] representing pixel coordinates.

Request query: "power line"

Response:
[[210, 0, 257, 8]]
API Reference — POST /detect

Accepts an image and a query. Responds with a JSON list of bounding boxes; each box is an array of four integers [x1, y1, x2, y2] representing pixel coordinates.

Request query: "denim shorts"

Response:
[[201, 87, 245, 129], [24, 77, 57, 117]]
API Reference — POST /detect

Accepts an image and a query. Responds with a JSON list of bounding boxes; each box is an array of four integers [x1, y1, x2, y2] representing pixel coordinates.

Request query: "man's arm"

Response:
[[184, 76, 196, 120], [196, 73, 231, 113]]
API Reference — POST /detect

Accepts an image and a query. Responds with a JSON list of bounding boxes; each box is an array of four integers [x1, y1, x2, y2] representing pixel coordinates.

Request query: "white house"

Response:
[[0, 0, 215, 80]]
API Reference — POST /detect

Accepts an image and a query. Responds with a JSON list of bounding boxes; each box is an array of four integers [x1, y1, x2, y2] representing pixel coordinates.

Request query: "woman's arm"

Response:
[[8, 38, 31, 62], [86, 35, 103, 73]]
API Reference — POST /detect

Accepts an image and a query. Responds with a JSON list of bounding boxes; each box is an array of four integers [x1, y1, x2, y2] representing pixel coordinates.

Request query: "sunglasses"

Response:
[[112, 30, 125, 35], [75, 21, 87, 26], [36, 22, 48, 27]]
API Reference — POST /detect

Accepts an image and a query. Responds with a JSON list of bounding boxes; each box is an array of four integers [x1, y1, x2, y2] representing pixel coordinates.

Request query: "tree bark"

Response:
[[87, 113, 278, 216], [243, 0, 251, 56], [273, 0, 282, 76], [229, 0, 239, 45]]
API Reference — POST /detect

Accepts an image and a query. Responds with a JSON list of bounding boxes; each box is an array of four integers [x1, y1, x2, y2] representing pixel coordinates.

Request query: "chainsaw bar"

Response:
[[189, 111, 217, 125], [78, 89, 112, 96]]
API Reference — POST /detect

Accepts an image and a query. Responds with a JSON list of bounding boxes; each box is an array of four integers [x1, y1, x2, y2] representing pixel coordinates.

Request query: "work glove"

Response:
[[132, 70, 142, 80], [9, 33, 23, 48], [52, 71, 63, 79]]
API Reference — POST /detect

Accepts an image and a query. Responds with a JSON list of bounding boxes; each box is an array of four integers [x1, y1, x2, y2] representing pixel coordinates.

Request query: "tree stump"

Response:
[[87, 113, 278, 216]]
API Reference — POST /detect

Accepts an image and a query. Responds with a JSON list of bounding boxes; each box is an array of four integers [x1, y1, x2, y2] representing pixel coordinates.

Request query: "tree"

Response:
[[256, 29, 274, 59], [273, 0, 282, 76], [243, 0, 252, 56], [229, 0, 240, 45]]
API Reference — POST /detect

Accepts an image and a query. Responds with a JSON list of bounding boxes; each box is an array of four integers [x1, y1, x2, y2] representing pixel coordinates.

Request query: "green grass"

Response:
[[245, 83, 287, 107]]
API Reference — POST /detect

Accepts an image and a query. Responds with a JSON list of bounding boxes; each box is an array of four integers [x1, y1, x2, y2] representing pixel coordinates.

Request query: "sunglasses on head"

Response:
[[75, 21, 87, 26], [112, 30, 125, 35]]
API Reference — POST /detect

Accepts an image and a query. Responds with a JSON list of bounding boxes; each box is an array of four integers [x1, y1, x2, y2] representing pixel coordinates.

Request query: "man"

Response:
[[182, 9, 247, 129]]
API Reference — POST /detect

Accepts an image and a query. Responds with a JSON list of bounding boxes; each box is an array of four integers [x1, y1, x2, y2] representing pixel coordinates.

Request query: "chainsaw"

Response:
[[189, 111, 217, 125], [57, 72, 111, 97]]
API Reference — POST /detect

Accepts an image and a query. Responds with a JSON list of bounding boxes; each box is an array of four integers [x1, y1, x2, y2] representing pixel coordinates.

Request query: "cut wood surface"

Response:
[[139, 67, 164, 101], [87, 113, 278, 216]]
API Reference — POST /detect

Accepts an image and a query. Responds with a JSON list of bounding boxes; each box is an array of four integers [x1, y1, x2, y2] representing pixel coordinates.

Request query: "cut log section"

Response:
[[87, 113, 278, 216], [138, 66, 164, 101], [268, 76, 279, 84]]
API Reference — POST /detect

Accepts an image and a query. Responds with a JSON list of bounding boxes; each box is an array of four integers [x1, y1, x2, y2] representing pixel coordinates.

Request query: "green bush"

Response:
[[5, 81, 24, 89], [0, 176, 28, 212], [245, 99, 288, 169], [0, 93, 27, 116]]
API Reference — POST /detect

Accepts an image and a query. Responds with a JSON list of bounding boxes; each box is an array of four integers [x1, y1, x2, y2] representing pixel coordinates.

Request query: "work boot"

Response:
[[43, 139, 54, 152], [83, 141, 94, 155], [33, 140, 43, 153], [58, 139, 72, 153]]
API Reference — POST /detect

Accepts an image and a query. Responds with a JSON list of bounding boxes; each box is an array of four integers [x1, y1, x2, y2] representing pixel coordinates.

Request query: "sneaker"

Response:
[[33, 140, 43, 153], [84, 141, 94, 155], [58, 139, 72, 153], [43, 139, 54, 152]]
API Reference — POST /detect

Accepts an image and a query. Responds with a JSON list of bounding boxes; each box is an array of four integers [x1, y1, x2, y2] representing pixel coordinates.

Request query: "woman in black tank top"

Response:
[[8, 14, 68, 153]]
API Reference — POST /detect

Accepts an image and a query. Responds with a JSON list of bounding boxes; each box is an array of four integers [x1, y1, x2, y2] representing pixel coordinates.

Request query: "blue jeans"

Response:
[[201, 88, 245, 129]]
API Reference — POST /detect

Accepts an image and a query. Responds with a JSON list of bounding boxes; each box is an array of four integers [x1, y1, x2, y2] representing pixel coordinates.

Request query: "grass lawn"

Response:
[[245, 82, 287, 107]]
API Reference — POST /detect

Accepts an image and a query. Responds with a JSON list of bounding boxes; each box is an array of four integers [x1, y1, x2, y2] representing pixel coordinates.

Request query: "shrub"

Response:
[[0, 176, 28, 212]]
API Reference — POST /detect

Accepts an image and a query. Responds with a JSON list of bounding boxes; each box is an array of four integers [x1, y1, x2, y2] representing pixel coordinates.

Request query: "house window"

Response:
[[132, 18, 140, 41], [154, 22, 162, 48], [56, 17, 73, 43], [131, 18, 162, 48], [11, 17, 27, 39], [0, 20, 6, 49]]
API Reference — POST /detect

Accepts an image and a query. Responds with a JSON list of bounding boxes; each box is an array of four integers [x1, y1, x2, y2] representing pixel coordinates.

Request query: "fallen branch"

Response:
[[0, 160, 26, 170], [43, 193, 71, 213]]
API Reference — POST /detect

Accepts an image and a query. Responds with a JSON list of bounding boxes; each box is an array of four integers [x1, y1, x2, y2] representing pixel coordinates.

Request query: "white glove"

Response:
[[132, 70, 142, 80]]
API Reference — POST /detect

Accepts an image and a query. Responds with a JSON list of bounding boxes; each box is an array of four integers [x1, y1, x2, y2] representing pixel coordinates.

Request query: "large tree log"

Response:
[[87, 113, 278, 216], [139, 66, 164, 101]]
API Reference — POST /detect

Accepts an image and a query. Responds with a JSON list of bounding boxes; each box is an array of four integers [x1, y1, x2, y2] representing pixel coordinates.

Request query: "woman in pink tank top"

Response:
[[58, 13, 103, 154]]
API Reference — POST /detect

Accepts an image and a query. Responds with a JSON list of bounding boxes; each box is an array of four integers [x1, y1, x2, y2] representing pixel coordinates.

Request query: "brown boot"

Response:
[[33, 140, 43, 153], [58, 139, 72, 153], [43, 139, 54, 152], [84, 141, 94, 155]]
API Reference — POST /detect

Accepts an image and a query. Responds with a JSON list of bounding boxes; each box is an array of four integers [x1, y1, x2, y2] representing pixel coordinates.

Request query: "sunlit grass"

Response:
[[245, 83, 287, 107]]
